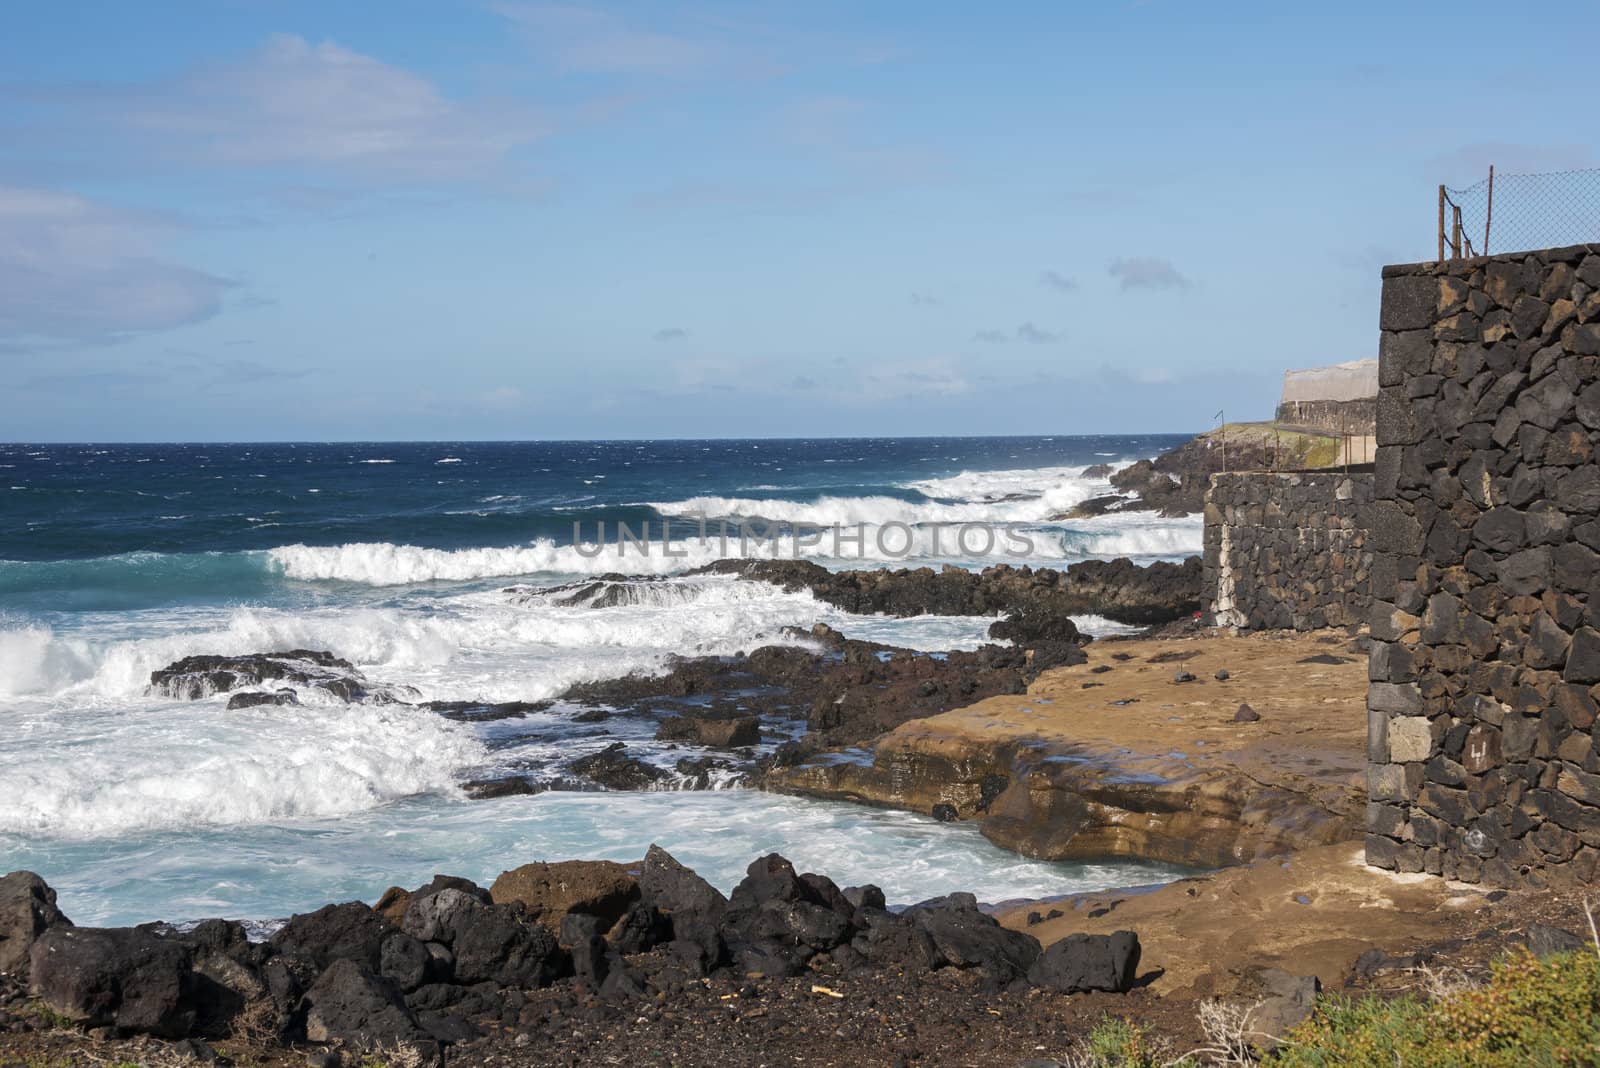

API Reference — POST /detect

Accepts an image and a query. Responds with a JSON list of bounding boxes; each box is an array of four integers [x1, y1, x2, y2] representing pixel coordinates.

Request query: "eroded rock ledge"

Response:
[[765, 631, 1372, 869], [685, 557, 1203, 627]]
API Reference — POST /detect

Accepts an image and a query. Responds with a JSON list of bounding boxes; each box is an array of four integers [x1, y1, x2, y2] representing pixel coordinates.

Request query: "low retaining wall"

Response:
[[1203, 471, 1374, 631]]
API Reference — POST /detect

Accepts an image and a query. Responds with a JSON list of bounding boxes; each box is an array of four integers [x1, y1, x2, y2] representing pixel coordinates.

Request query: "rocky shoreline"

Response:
[[1, 849, 1144, 1066], [9, 556, 1501, 1066]]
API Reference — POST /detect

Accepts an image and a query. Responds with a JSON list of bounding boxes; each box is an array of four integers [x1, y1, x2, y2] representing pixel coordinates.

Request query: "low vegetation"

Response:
[[1067, 947, 1600, 1067]]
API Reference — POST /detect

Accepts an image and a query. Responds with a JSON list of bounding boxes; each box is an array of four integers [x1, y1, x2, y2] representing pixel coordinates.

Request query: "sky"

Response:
[[1, 1, 1595, 442]]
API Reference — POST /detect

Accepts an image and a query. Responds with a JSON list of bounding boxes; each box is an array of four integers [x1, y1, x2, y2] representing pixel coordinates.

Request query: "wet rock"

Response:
[[489, 860, 640, 933], [461, 776, 548, 800], [422, 699, 549, 722], [691, 557, 1201, 627], [931, 803, 958, 822], [0, 871, 71, 980], [1027, 931, 1141, 993], [225, 688, 299, 710], [1233, 703, 1261, 723], [29, 926, 198, 1037], [569, 743, 665, 790], [150, 650, 370, 702], [655, 715, 761, 749]]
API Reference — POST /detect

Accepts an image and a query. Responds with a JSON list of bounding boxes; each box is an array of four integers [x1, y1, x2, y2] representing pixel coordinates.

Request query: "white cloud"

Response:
[[493, 4, 730, 76], [1039, 269, 1077, 292], [0, 186, 231, 343], [28, 35, 546, 184], [480, 386, 526, 410], [1108, 257, 1190, 291]]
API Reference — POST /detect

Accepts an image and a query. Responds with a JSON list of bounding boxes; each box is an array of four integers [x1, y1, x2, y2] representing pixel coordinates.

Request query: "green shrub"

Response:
[[1074, 1015, 1169, 1067], [1276, 949, 1600, 1067]]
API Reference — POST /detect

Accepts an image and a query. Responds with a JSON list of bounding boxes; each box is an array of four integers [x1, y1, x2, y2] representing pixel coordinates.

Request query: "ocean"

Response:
[[0, 436, 1199, 926]]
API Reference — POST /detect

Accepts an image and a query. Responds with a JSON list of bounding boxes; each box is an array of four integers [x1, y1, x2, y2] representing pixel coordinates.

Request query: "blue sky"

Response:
[[1, 1, 1593, 441]]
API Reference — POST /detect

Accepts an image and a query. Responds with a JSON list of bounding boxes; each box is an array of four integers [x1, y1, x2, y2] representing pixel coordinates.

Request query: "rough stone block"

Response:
[[1568, 628, 1600, 685], [1368, 763, 1410, 802], [1381, 275, 1439, 332], [1388, 715, 1435, 763], [1370, 682, 1423, 715]]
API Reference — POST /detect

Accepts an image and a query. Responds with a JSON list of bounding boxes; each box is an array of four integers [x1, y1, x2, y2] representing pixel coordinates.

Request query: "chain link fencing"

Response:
[[1438, 166, 1600, 260]]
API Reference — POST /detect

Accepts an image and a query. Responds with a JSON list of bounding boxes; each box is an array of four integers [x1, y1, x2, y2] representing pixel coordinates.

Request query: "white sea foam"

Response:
[[899, 462, 1125, 502], [0, 578, 826, 704], [0, 698, 482, 838]]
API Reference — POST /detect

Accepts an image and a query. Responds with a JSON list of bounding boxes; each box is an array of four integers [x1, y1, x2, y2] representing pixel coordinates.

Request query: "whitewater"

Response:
[[0, 437, 1199, 924]]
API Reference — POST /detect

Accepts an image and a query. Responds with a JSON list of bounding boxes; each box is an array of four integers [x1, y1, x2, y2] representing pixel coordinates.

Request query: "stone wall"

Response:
[[1274, 397, 1377, 435], [1202, 471, 1374, 631], [1278, 359, 1379, 434], [1365, 244, 1600, 886]]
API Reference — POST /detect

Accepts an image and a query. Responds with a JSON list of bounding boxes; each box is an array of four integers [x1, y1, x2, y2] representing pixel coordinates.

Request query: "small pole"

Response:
[[1437, 185, 1446, 262], [1216, 410, 1226, 474], [1484, 164, 1495, 256], [1452, 205, 1463, 258]]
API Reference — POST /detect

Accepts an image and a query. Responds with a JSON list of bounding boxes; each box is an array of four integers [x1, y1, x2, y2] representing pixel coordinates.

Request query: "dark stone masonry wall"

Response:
[[1365, 244, 1600, 886], [1274, 397, 1377, 436], [1202, 471, 1374, 631]]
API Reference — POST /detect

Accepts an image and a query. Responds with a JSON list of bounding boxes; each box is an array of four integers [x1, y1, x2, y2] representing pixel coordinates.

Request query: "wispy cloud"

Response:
[[13, 35, 546, 186], [910, 292, 943, 307], [653, 327, 690, 343], [861, 360, 969, 397], [974, 323, 1060, 345], [493, 3, 757, 78], [1039, 269, 1077, 292], [1015, 322, 1058, 345], [21, 369, 170, 392], [1108, 257, 1190, 291], [0, 186, 232, 344]]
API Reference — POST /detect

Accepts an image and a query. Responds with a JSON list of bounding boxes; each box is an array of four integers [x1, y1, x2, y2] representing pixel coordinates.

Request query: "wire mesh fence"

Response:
[[1439, 166, 1600, 260]]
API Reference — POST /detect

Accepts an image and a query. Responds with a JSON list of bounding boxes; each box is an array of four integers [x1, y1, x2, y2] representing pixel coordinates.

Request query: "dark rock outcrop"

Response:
[[301, 958, 432, 1053], [149, 650, 413, 704], [1027, 930, 1141, 993], [29, 926, 198, 1037], [400, 888, 566, 988], [270, 901, 396, 972], [8, 855, 1147, 1058], [690, 558, 1200, 628], [569, 743, 666, 790], [656, 715, 761, 748], [0, 870, 71, 979]]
